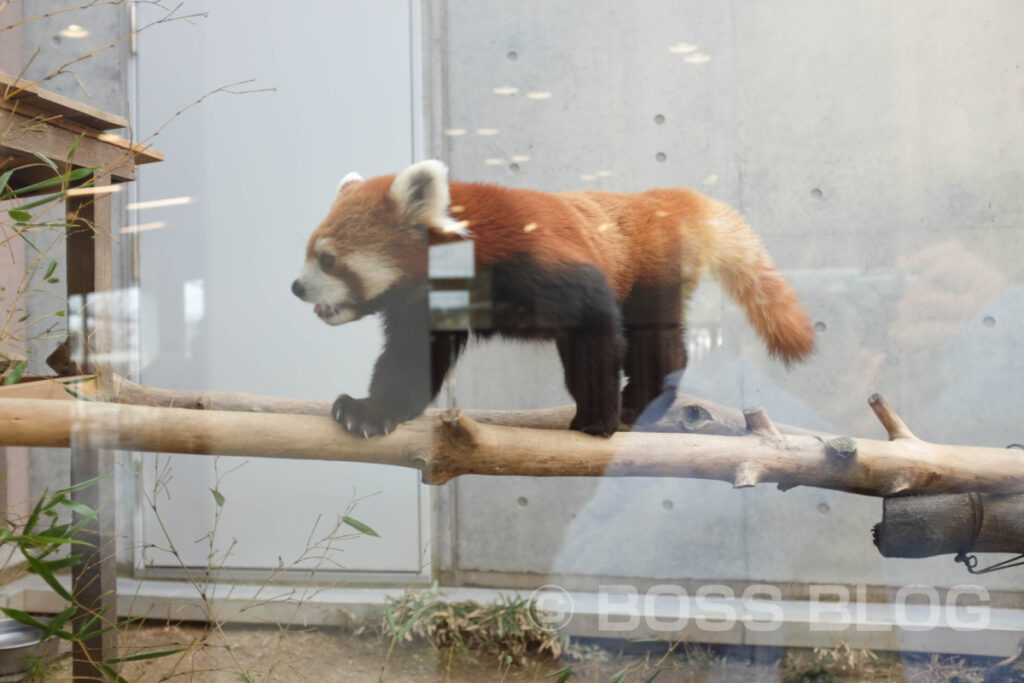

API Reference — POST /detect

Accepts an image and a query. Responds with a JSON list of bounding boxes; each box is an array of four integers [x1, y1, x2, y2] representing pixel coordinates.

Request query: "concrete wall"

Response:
[[428, 0, 1024, 602]]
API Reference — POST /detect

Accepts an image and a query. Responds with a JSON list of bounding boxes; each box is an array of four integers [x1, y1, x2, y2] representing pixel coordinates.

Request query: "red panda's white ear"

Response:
[[337, 172, 364, 194], [389, 160, 470, 237]]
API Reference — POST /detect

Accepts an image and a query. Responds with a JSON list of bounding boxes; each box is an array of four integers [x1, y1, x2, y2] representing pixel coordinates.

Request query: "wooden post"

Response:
[[66, 174, 117, 680]]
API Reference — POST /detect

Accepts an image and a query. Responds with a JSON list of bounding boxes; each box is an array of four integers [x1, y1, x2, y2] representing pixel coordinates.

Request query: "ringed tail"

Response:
[[704, 198, 816, 364]]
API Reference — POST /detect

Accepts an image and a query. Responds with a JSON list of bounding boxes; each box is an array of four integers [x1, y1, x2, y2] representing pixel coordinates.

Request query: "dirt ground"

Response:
[[28, 623, 1003, 682]]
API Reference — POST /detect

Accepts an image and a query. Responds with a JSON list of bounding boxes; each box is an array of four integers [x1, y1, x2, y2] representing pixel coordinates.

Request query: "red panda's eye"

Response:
[[318, 253, 336, 271]]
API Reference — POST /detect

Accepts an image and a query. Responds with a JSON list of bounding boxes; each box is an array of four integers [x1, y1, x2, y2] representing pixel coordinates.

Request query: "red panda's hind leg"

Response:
[[620, 281, 687, 426], [556, 326, 624, 437]]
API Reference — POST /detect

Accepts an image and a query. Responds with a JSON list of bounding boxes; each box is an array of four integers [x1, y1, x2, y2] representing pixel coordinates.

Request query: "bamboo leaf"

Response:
[[7, 166, 95, 197], [66, 134, 84, 161], [43, 260, 57, 279], [98, 663, 130, 683], [12, 227, 42, 254], [23, 553, 74, 602], [62, 384, 96, 401], [342, 516, 380, 537], [210, 488, 225, 507], [110, 647, 187, 663], [62, 475, 105, 494], [34, 152, 58, 170], [545, 666, 573, 683], [14, 192, 65, 211], [42, 604, 77, 639], [3, 360, 26, 385], [8, 208, 32, 223], [0, 608, 49, 632], [62, 375, 98, 385], [0, 169, 13, 195]]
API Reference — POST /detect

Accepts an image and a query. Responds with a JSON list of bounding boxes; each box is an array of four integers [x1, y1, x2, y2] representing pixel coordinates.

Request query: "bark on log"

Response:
[[3, 396, 1024, 495], [874, 493, 1024, 558]]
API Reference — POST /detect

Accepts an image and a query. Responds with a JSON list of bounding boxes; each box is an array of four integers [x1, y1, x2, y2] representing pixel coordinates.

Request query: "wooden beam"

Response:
[[65, 174, 117, 680], [0, 104, 161, 183], [2, 397, 1024, 497], [1, 70, 129, 130]]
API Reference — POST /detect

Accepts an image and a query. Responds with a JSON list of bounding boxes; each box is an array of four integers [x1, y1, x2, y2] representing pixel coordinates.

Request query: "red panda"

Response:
[[292, 160, 815, 438]]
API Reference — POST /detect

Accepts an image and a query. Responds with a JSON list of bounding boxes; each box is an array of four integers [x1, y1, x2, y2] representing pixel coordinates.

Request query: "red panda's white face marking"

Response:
[[293, 160, 474, 326], [294, 239, 361, 326]]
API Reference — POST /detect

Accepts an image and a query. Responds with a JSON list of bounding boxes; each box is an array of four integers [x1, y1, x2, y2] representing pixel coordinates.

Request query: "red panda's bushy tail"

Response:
[[704, 198, 816, 364]]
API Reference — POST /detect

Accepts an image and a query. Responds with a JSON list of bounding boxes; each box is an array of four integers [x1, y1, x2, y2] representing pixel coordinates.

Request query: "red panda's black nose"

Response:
[[291, 279, 305, 298]]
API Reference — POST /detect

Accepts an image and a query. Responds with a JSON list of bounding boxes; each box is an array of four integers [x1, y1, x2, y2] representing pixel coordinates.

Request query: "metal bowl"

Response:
[[0, 618, 59, 676]]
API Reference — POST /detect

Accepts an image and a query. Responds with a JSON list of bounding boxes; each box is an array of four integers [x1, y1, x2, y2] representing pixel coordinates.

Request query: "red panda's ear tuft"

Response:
[[389, 160, 471, 238], [337, 171, 364, 194]]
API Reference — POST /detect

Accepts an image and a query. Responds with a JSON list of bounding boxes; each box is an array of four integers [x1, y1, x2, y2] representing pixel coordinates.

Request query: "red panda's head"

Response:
[[292, 160, 470, 325]]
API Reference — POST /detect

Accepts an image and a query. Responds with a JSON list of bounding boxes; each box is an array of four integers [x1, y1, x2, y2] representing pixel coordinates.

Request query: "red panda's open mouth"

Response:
[[315, 302, 351, 318]]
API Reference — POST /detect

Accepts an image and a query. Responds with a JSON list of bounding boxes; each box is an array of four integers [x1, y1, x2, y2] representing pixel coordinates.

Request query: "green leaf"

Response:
[[98, 663, 130, 683], [15, 192, 65, 211], [109, 647, 187, 663], [609, 668, 628, 683], [546, 666, 573, 682], [46, 277, 59, 284], [6, 167, 95, 197], [43, 261, 57, 279], [55, 310, 66, 317], [62, 385, 95, 401], [0, 169, 13, 195], [342, 516, 380, 537], [0, 607, 49, 632], [210, 488, 225, 507], [17, 314, 29, 322], [34, 152, 58, 170], [8, 208, 32, 222], [3, 360, 26, 385], [42, 604, 77, 639], [643, 670, 663, 683], [23, 553, 74, 602], [67, 135, 84, 161], [12, 227, 41, 254], [63, 375, 98, 385], [62, 475, 105, 494]]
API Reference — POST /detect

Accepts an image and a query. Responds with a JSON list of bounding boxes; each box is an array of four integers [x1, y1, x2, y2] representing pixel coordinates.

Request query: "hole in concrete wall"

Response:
[[983, 316, 996, 328], [516, 496, 528, 508], [817, 502, 831, 514], [507, 51, 518, 61], [811, 188, 824, 200], [662, 500, 673, 511], [655, 152, 667, 163], [509, 163, 520, 174], [654, 114, 665, 125], [814, 321, 827, 332]]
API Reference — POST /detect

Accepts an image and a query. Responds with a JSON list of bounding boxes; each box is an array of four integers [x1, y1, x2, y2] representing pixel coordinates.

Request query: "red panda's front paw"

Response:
[[331, 394, 399, 438], [569, 412, 619, 438]]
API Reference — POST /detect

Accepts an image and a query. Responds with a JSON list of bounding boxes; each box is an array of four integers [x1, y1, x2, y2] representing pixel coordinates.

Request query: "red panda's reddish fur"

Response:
[[437, 182, 815, 364]]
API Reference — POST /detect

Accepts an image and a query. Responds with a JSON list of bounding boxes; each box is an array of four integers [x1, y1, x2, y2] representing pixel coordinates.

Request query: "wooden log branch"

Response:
[[3, 395, 1024, 496], [103, 376, 822, 437], [874, 493, 1024, 557]]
